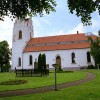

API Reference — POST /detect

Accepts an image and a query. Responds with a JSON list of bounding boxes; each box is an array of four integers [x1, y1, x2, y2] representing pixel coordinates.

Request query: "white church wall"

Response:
[[22, 48, 94, 70]]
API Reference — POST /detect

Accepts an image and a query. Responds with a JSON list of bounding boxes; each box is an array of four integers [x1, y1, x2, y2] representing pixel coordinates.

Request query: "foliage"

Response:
[[0, 0, 56, 21], [0, 40, 11, 72], [38, 53, 43, 72], [98, 30, 100, 36], [88, 36, 100, 67], [87, 65, 95, 69], [0, 0, 99, 25], [42, 53, 46, 70], [2, 63, 11, 72], [68, 0, 100, 25], [38, 53, 47, 73]]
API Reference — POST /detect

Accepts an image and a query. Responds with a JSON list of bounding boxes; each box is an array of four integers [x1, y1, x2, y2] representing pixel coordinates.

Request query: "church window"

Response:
[[18, 57, 21, 66], [19, 30, 22, 39], [72, 52, 76, 63], [87, 52, 91, 62], [29, 55, 33, 65]]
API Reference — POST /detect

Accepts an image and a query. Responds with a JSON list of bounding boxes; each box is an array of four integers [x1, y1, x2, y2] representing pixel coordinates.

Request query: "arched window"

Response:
[[72, 52, 75, 63], [56, 56, 61, 60], [56, 55, 61, 70], [19, 30, 22, 39], [87, 52, 91, 62], [18, 57, 21, 66], [29, 55, 33, 65]]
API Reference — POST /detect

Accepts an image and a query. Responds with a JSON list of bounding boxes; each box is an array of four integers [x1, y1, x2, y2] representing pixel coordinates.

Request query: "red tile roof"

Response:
[[24, 33, 97, 52]]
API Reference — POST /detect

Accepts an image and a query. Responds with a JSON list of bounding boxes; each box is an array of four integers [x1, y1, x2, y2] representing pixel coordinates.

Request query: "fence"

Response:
[[15, 69, 49, 77]]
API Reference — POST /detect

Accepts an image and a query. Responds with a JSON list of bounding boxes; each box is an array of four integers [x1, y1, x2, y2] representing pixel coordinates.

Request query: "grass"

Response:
[[0, 71, 86, 91], [0, 69, 100, 100]]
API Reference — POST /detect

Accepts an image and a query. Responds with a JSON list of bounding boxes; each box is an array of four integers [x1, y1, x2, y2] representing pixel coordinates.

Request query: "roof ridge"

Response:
[[33, 33, 85, 39]]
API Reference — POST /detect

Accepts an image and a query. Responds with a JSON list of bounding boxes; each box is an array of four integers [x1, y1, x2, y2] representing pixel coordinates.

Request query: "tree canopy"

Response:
[[0, 0, 56, 21], [88, 36, 100, 67], [0, 40, 11, 72], [68, 0, 100, 25], [0, 0, 99, 25]]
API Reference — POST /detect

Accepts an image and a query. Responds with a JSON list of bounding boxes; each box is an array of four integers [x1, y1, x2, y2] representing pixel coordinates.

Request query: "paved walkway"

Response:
[[0, 72, 95, 98]]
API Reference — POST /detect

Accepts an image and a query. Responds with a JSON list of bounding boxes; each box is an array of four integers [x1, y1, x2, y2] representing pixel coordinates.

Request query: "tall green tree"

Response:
[[88, 37, 100, 67], [42, 53, 46, 70], [38, 53, 43, 72], [0, 40, 11, 72], [0, 0, 99, 25]]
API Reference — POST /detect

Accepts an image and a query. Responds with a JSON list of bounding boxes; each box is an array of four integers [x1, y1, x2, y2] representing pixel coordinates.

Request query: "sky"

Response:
[[0, 0, 100, 48]]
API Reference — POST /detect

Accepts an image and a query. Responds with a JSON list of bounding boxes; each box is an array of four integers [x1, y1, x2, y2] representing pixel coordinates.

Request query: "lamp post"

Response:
[[52, 63, 58, 91]]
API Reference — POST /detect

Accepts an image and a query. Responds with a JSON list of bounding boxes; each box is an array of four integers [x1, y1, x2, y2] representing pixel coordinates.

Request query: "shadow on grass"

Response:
[[0, 80, 28, 85], [50, 70, 74, 73]]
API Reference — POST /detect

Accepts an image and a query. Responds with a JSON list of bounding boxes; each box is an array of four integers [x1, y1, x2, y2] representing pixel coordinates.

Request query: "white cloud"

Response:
[[37, 23, 86, 37], [56, 0, 68, 10], [0, 17, 14, 48], [91, 19, 100, 29], [39, 18, 51, 25], [32, 17, 51, 28], [32, 18, 41, 28], [49, 30, 66, 36], [67, 23, 85, 34]]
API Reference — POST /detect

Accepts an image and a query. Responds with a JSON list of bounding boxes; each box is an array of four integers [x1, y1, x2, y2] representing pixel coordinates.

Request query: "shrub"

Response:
[[87, 65, 95, 69]]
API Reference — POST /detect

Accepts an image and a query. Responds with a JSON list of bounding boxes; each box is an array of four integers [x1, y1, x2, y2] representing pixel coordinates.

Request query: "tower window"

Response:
[[19, 30, 22, 39], [18, 57, 21, 66], [87, 52, 91, 62], [29, 55, 33, 65], [72, 52, 76, 63]]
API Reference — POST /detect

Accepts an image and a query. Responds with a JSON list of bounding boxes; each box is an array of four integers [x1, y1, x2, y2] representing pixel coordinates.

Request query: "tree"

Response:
[[0, 0, 99, 25], [38, 53, 43, 72], [37, 53, 47, 74], [98, 30, 100, 36], [68, 0, 100, 25], [0, 41, 11, 72], [42, 53, 46, 70], [88, 37, 100, 67], [0, 0, 56, 21]]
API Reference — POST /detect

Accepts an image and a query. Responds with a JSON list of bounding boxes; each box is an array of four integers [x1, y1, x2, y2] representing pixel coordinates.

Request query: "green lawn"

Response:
[[0, 70, 99, 100], [0, 71, 86, 91]]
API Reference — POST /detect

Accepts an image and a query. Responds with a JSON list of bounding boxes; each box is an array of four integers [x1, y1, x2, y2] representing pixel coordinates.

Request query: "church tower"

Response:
[[12, 17, 34, 70]]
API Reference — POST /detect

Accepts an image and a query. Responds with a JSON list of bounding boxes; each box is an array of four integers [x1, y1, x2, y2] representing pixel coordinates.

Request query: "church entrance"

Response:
[[56, 56, 62, 70]]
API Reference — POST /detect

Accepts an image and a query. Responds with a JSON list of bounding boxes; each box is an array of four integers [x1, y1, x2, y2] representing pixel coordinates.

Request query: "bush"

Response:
[[87, 65, 95, 69], [2, 63, 11, 72]]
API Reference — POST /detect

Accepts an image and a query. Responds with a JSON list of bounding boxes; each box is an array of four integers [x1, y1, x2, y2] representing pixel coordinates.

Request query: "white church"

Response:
[[12, 18, 96, 70]]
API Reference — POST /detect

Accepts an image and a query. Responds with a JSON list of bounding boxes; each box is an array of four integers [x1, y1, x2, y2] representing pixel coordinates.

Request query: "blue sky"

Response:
[[0, 0, 100, 47]]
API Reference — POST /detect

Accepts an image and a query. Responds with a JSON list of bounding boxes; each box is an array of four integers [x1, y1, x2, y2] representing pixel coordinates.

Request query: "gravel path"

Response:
[[0, 72, 95, 98]]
